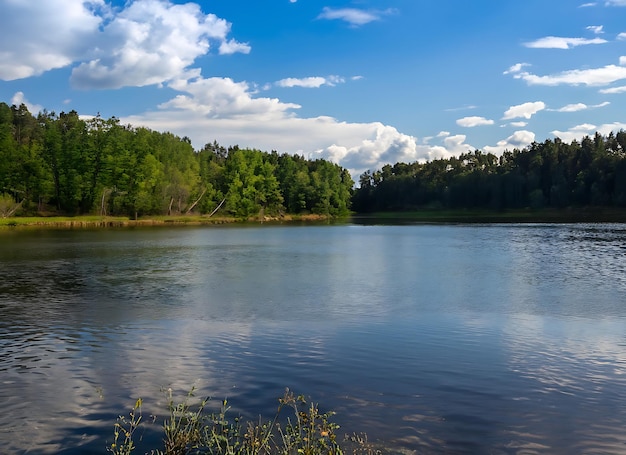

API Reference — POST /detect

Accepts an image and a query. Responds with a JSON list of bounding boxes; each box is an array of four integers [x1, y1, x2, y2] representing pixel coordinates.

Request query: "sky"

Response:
[[1, 0, 625, 179]]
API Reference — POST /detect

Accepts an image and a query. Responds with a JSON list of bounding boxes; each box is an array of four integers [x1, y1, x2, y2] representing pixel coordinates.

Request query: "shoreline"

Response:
[[352, 207, 626, 224], [2, 207, 626, 230], [0, 213, 337, 230]]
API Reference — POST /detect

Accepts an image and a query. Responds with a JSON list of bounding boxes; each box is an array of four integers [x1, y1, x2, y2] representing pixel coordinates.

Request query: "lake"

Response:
[[1, 222, 626, 454]]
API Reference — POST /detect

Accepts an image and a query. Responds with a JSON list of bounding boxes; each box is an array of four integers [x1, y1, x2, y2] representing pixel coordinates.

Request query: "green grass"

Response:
[[0, 215, 238, 229], [0, 213, 339, 229], [0, 215, 127, 225]]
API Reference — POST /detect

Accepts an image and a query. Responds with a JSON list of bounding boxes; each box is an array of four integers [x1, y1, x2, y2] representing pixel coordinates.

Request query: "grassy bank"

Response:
[[0, 213, 336, 230], [351, 207, 626, 224], [3, 208, 625, 230]]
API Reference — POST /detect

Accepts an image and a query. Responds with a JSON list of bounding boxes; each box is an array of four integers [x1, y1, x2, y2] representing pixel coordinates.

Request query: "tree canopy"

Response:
[[0, 102, 354, 218], [353, 133, 626, 212]]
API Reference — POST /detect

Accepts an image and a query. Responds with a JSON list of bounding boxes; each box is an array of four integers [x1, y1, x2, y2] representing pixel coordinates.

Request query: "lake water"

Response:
[[1, 222, 626, 454]]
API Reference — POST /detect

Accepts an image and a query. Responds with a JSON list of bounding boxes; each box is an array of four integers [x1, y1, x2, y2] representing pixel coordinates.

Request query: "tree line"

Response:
[[353, 131, 626, 212], [0, 102, 353, 218]]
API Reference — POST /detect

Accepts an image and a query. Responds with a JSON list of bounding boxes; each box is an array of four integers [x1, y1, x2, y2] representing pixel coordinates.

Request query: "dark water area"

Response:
[[1, 223, 626, 454]]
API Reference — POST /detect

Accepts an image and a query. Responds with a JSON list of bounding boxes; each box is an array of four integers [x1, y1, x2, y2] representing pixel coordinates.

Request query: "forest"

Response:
[[353, 131, 626, 213], [2, 100, 626, 219], [0, 102, 353, 218]]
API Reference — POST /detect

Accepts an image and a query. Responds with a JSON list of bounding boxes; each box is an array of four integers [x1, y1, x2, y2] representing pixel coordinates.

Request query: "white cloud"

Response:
[[620, 56, 626, 65], [318, 125, 422, 172], [123, 74, 481, 177], [579, 2, 597, 7], [71, 0, 248, 89], [550, 123, 626, 142], [502, 101, 546, 120], [0, 0, 248, 86], [123, 75, 420, 177], [586, 25, 604, 34], [161, 76, 300, 119], [442, 134, 475, 155], [219, 39, 251, 55], [556, 103, 588, 112], [599, 85, 626, 93], [606, 0, 626, 5], [317, 7, 394, 26], [456, 116, 495, 127], [503, 63, 530, 75], [509, 121, 528, 127], [513, 63, 626, 86], [618, 33, 626, 40], [0, 0, 103, 80], [524, 36, 607, 49], [550, 101, 610, 112], [275, 75, 345, 88], [11, 92, 43, 114], [484, 130, 536, 154]]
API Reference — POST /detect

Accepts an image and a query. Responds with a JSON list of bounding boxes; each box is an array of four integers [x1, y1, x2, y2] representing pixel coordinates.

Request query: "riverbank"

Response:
[[352, 207, 626, 224], [2, 208, 626, 230], [0, 213, 335, 229]]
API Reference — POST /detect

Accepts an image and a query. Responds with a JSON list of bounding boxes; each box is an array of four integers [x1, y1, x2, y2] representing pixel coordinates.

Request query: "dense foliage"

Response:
[[353, 132, 626, 212], [0, 102, 353, 218]]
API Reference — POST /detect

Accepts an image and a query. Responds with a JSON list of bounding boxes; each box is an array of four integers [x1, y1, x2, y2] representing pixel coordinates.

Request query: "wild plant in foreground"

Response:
[[109, 398, 143, 455], [108, 388, 346, 455]]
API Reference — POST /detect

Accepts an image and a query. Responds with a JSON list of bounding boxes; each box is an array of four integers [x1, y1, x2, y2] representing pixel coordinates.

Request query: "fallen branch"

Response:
[[185, 188, 208, 214], [208, 198, 226, 217]]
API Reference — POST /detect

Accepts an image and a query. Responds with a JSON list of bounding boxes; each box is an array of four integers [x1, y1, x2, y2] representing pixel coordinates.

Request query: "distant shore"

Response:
[[352, 207, 626, 224], [2, 208, 626, 230]]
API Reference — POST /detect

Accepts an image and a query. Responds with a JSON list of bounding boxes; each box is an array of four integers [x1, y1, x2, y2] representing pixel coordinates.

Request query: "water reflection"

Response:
[[1, 224, 626, 453]]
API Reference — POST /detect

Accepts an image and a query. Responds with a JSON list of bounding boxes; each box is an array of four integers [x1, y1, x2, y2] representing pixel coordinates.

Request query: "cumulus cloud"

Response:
[[551, 124, 596, 142], [484, 130, 536, 154], [71, 0, 249, 89], [606, 0, 626, 5], [275, 75, 345, 88], [0, 0, 249, 87], [512, 63, 626, 86], [620, 56, 626, 65], [11, 92, 43, 114], [317, 124, 423, 172], [317, 7, 394, 26], [502, 101, 546, 120], [509, 121, 528, 127], [123, 74, 477, 177], [161, 76, 300, 119], [550, 123, 626, 142], [456, 116, 495, 127], [219, 39, 251, 55], [524, 36, 607, 49], [0, 0, 103, 80], [618, 33, 626, 40]]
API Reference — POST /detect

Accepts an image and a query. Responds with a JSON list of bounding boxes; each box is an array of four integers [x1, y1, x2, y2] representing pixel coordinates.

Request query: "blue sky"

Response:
[[1, 0, 626, 178]]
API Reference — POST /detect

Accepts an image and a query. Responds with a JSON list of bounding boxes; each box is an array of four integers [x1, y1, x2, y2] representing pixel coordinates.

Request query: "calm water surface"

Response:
[[1, 223, 626, 454]]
